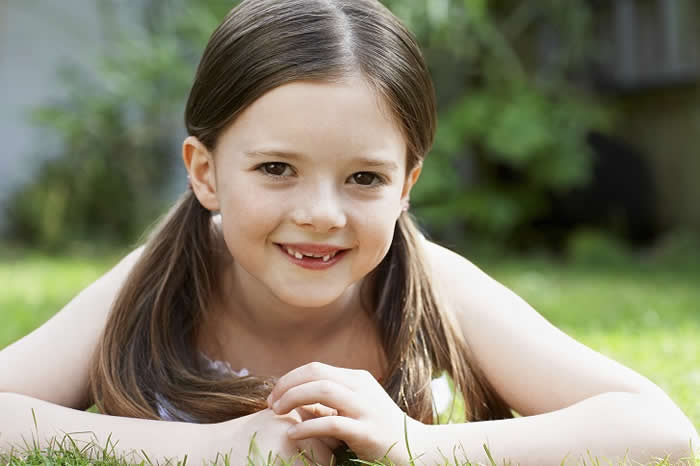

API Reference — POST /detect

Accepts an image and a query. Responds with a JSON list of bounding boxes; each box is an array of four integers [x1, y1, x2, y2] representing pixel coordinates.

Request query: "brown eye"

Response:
[[351, 172, 379, 186], [260, 163, 290, 176]]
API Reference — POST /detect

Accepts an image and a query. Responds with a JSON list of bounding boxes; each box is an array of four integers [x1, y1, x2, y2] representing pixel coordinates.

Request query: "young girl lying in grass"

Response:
[[1, 1, 698, 465]]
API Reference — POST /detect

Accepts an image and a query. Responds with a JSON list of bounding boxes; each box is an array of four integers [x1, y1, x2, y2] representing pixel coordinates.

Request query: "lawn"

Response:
[[480, 256, 700, 429], [1, 248, 698, 465]]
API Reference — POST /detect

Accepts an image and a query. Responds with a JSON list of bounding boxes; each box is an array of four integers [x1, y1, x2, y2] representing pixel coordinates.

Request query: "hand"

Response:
[[266, 362, 427, 464], [214, 406, 341, 465]]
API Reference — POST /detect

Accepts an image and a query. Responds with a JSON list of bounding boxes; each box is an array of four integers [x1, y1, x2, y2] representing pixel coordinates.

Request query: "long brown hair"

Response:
[[89, 0, 513, 425]]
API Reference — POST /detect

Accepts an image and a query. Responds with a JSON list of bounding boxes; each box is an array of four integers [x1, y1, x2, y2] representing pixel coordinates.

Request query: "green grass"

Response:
[[478, 256, 700, 429], [1, 249, 699, 465], [1, 409, 698, 466], [0, 250, 121, 349], [0, 420, 697, 466]]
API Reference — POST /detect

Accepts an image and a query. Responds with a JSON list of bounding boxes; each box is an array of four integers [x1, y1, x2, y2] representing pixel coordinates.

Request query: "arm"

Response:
[[0, 246, 145, 408], [421, 240, 698, 464], [265, 241, 698, 464], [414, 391, 699, 465], [0, 248, 334, 465], [263, 363, 698, 465], [0, 247, 219, 464], [0, 395, 333, 466], [0, 392, 217, 465]]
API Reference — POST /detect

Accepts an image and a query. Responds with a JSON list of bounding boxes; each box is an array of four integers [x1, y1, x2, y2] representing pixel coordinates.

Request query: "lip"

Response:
[[276, 243, 350, 255], [276, 244, 350, 270]]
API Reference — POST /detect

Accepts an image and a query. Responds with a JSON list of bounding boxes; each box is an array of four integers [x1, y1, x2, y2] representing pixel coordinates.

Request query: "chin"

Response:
[[272, 287, 344, 309]]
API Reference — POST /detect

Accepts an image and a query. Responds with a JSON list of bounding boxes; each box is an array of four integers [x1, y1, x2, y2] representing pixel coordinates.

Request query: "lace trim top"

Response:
[[155, 352, 453, 422], [154, 352, 248, 422]]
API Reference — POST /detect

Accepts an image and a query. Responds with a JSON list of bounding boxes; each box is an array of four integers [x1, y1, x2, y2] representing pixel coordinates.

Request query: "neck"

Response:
[[213, 260, 373, 346], [198, 261, 387, 379]]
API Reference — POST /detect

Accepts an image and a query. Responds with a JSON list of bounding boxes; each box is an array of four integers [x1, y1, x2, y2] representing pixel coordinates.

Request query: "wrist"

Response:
[[403, 416, 431, 463], [408, 418, 445, 464], [203, 419, 240, 464]]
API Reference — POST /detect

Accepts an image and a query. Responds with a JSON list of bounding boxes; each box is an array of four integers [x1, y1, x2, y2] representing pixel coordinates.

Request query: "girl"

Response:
[[1, 1, 697, 465]]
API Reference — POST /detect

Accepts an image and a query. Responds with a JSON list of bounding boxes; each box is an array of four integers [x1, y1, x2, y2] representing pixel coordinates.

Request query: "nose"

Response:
[[290, 182, 347, 233]]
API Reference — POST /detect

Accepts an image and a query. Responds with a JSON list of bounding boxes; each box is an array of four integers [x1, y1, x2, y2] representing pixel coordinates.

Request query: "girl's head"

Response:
[[182, 0, 432, 307], [89, 0, 512, 425], [186, 77, 421, 308]]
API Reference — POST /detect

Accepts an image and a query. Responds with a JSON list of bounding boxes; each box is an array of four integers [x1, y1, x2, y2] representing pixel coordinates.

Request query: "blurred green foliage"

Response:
[[5, 2, 232, 249], [5, 0, 608, 250], [390, 0, 610, 244]]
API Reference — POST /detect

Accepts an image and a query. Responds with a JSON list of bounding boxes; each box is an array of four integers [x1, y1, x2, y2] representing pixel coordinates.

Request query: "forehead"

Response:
[[216, 76, 407, 164]]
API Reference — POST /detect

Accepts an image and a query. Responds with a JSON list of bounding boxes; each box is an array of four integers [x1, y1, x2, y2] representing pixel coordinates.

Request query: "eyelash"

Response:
[[255, 162, 388, 188]]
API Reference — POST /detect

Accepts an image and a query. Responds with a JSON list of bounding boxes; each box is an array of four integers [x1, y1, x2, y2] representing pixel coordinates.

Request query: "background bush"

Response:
[[4, 2, 231, 250], [5, 0, 609, 251], [391, 0, 610, 246]]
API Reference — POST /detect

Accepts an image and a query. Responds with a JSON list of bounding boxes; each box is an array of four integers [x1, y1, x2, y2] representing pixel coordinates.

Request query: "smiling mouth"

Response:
[[274, 243, 350, 267], [277, 244, 346, 261], [277, 242, 349, 257]]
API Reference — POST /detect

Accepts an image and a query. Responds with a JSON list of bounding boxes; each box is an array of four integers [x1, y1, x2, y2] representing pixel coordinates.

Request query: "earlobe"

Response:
[[182, 136, 220, 211]]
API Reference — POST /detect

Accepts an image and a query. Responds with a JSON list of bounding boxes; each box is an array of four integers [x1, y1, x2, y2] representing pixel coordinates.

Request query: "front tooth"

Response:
[[294, 251, 303, 259], [322, 255, 330, 262]]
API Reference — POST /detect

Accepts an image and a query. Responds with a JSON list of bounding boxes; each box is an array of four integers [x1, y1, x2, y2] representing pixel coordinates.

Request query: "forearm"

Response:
[[0, 392, 218, 465], [415, 392, 699, 466]]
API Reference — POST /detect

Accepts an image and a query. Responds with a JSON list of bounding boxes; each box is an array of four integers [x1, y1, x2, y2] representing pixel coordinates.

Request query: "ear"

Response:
[[400, 162, 422, 209], [182, 136, 220, 211]]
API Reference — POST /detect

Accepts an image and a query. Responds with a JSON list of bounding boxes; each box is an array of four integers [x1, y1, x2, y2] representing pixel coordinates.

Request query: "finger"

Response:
[[268, 362, 357, 406], [288, 416, 367, 448], [298, 403, 339, 420], [319, 436, 342, 451], [273, 380, 358, 417], [297, 405, 342, 449], [295, 437, 334, 466], [310, 434, 342, 452], [288, 407, 342, 451]]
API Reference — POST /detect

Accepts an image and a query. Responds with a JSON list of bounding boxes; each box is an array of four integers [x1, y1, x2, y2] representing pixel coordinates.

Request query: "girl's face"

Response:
[[186, 76, 421, 308]]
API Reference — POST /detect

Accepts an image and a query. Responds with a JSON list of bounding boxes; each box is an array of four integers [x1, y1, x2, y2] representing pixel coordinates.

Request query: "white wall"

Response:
[[0, 2, 107, 228], [0, 1, 191, 232]]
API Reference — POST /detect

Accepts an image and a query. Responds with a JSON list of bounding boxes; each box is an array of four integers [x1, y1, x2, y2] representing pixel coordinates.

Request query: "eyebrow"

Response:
[[243, 149, 400, 171]]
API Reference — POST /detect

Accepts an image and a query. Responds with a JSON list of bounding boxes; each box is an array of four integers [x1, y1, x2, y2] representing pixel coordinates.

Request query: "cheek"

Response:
[[217, 182, 284, 243], [351, 199, 400, 263]]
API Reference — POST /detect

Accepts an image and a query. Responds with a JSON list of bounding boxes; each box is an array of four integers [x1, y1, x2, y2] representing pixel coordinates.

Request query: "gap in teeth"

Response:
[[284, 246, 338, 261]]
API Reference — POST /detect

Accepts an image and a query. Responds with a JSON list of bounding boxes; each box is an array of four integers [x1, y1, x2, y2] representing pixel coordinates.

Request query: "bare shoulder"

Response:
[[420, 238, 506, 319], [420, 237, 677, 417], [0, 245, 146, 410], [420, 238, 499, 298]]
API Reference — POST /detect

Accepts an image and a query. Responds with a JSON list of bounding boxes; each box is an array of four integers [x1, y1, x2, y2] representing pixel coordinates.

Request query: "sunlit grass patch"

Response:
[[479, 256, 700, 430], [1, 250, 698, 464], [1, 425, 697, 466], [0, 252, 118, 348], [578, 328, 700, 429]]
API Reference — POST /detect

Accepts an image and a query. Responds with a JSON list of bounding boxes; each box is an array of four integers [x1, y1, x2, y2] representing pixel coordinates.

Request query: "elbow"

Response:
[[635, 421, 699, 465], [672, 425, 700, 463], [635, 392, 700, 463]]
